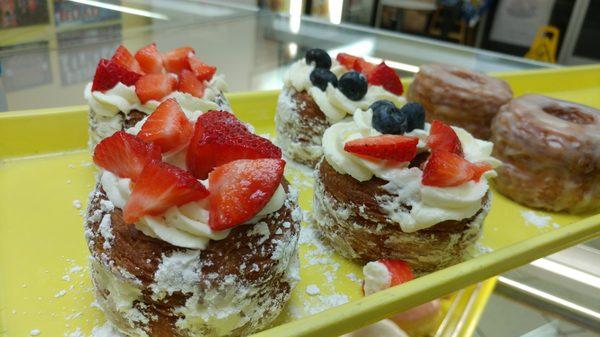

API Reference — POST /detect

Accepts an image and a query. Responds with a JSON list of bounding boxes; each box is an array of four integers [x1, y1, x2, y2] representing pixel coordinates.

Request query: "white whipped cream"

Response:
[[362, 261, 391, 296], [322, 109, 500, 232], [283, 59, 406, 123], [84, 74, 228, 119]]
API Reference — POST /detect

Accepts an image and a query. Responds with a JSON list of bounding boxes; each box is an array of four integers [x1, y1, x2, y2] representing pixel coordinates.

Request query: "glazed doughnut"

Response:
[[491, 94, 600, 213], [408, 64, 512, 140]]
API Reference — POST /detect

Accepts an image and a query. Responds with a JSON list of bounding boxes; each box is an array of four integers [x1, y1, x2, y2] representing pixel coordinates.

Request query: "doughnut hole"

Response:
[[543, 105, 596, 125]]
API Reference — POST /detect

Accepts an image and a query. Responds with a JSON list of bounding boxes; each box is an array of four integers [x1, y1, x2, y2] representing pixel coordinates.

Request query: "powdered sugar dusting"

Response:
[[521, 210, 557, 229]]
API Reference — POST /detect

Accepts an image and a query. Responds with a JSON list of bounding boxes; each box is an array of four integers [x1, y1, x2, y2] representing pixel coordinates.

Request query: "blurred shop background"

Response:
[[0, 1, 599, 336]]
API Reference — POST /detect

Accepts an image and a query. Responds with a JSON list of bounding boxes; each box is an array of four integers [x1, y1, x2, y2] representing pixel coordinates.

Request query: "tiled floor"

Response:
[[475, 294, 600, 337]]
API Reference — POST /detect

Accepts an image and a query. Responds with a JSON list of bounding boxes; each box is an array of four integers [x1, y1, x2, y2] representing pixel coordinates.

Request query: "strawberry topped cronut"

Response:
[[275, 50, 406, 167], [84, 102, 301, 337], [85, 44, 230, 149], [313, 100, 500, 273]]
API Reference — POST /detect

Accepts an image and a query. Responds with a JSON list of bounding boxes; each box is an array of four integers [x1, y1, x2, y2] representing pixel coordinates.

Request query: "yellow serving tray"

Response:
[[1, 65, 599, 337]]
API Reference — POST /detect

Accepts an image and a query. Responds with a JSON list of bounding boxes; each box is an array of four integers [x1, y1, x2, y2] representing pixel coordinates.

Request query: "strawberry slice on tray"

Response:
[[344, 135, 418, 162], [93, 131, 162, 181], [135, 73, 177, 104], [138, 98, 193, 153], [135, 43, 164, 74], [92, 59, 142, 92], [208, 159, 285, 230], [163, 46, 195, 74], [123, 161, 209, 224], [186, 111, 282, 179], [427, 120, 463, 155]]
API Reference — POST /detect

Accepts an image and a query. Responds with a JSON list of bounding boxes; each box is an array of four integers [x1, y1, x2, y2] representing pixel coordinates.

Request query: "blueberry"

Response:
[[310, 68, 338, 91], [305, 48, 331, 69], [338, 71, 368, 101], [371, 100, 408, 134], [401, 102, 426, 131]]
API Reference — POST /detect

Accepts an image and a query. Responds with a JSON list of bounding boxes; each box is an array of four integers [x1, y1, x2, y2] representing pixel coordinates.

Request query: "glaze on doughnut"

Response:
[[407, 64, 512, 140], [491, 94, 600, 213]]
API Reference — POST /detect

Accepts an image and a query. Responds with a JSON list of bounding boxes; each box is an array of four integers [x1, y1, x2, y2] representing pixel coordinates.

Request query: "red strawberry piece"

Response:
[[92, 59, 142, 92], [163, 46, 195, 74], [111, 45, 143, 74], [367, 62, 404, 95], [344, 135, 418, 162], [123, 162, 209, 224], [336, 53, 361, 70], [186, 111, 281, 179], [135, 73, 177, 104], [355, 58, 376, 75], [138, 98, 193, 153], [135, 43, 164, 74], [472, 161, 493, 181], [177, 69, 206, 98], [379, 259, 414, 286], [93, 131, 161, 180], [208, 159, 285, 230], [427, 120, 463, 155], [187, 56, 217, 82], [422, 150, 476, 187]]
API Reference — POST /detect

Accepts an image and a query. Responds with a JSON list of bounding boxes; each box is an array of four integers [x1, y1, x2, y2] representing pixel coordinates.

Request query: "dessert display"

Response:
[[491, 94, 600, 213], [313, 99, 500, 272], [362, 260, 443, 337], [407, 64, 513, 140], [85, 44, 230, 149], [276, 49, 406, 166], [84, 102, 301, 337]]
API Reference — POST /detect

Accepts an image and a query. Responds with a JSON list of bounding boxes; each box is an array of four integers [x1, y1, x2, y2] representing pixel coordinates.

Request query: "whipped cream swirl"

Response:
[[84, 74, 228, 119], [322, 109, 500, 232], [283, 59, 406, 123]]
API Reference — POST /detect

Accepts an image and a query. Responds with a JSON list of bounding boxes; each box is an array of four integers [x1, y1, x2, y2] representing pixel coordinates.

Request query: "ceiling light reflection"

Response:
[[288, 42, 298, 58], [67, 0, 168, 20], [328, 0, 343, 24], [289, 0, 302, 34]]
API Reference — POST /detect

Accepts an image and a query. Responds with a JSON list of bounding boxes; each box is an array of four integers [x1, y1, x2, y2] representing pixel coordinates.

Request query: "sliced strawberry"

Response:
[[344, 135, 418, 162], [337, 53, 361, 70], [135, 43, 164, 74], [111, 45, 143, 74], [472, 161, 493, 181], [135, 73, 177, 104], [186, 111, 281, 179], [379, 259, 414, 286], [208, 159, 285, 230], [422, 150, 475, 187], [92, 59, 142, 92], [93, 131, 161, 180], [138, 98, 193, 153], [355, 58, 376, 75], [177, 69, 206, 98], [123, 162, 209, 223], [187, 56, 217, 82], [163, 46, 195, 74], [367, 62, 403, 95], [427, 120, 463, 155]]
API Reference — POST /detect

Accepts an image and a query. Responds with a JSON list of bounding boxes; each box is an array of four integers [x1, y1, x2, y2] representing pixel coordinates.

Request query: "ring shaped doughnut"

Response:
[[408, 64, 512, 140], [491, 94, 600, 212]]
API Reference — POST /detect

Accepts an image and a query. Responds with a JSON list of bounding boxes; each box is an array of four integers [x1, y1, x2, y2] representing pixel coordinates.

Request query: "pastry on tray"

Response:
[[85, 44, 230, 149], [313, 99, 500, 273], [362, 260, 442, 337], [84, 102, 301, 337], [491, 94, 600, 213], [407, 63, 513, 140], [276, 49, 406, 167]]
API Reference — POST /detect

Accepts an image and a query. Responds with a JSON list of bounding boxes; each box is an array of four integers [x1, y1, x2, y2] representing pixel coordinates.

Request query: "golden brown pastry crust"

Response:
[[85, 182, 301, 337], [491, 94, 600, 212], [407, 64, 512, 140], [313, 158, 488, 274], [275, 88, 330, 167]]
